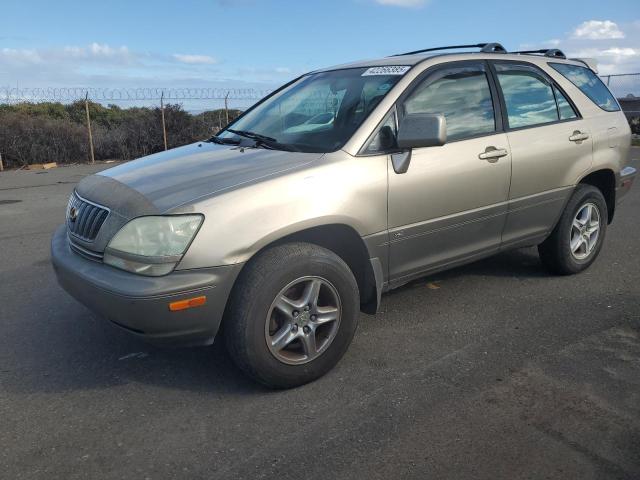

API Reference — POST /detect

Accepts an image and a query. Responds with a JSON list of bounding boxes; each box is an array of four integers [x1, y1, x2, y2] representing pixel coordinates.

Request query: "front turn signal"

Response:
[[168, 296, 207, 312]]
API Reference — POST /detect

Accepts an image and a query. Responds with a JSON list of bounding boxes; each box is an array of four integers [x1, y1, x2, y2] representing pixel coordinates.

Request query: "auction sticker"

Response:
[[362, 66, 411, 76]]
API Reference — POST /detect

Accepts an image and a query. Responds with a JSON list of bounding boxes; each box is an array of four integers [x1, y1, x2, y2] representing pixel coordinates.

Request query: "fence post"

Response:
[[224, 91, 230, 126], [0, 153, 4, 172], [606, 75, 611, 86], [160, 91, 168, 151], [84, 92, 95, 164]]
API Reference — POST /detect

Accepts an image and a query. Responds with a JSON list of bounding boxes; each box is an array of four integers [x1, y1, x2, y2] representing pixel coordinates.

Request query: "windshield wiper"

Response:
[[227, 129, 298, 152], [207, 136, 241, 145]]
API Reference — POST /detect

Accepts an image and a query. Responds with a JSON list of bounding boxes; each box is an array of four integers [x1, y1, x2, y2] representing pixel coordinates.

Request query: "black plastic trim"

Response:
[[512, 48, 566, 59]]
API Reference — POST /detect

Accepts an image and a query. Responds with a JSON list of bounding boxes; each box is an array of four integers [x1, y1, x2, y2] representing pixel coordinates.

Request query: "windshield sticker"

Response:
[[362, 66, 411, 76]]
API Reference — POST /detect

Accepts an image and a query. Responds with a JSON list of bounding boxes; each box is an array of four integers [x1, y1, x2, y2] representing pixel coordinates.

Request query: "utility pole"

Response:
[[84, 92, 95, 164], [160, 91, 168, 151], [224, 91, 230, 126]]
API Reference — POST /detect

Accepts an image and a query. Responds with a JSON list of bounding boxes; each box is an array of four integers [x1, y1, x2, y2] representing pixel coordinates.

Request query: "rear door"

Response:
[[490, 61, 593, 247]]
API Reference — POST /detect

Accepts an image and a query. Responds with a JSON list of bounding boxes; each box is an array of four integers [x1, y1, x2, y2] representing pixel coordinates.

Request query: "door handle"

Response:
[[569, 131, 589, 142], [478, 146, 509, 162]]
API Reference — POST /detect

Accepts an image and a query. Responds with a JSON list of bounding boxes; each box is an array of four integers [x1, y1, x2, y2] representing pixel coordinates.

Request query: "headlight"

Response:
[[104, 215, 203, 276]]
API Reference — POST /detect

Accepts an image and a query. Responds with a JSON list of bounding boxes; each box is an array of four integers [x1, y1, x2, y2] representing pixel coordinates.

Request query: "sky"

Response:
[[1, 0, 639, 92]]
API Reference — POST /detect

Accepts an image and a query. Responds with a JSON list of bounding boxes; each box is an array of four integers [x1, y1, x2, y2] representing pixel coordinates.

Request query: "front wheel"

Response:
[[224, 243, 359, 389], [538, 184, 608, 275]]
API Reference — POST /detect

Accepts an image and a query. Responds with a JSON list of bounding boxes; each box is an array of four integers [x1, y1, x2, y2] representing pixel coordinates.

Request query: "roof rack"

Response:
[[512, 48, 567, 59], [393, 42, 507, 57]]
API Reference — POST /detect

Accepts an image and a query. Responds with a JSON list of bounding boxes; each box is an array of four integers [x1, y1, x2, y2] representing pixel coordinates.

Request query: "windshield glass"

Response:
[[217, 67, 408, 153]]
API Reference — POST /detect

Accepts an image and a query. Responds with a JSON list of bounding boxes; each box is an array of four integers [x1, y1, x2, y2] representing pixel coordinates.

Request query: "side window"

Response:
[[553, 85, 577, 120], [549, 63, 620, 112], [403, 64, 496, 141], [495, 63, 559, 128], [364, 110, 397, 154]]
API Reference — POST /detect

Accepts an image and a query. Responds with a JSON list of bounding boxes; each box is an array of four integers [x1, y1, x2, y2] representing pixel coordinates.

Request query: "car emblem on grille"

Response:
[[68, 206, 78, 222]]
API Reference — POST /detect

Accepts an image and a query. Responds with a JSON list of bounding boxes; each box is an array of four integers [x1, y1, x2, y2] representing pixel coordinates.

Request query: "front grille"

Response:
[[66, 191, 110, 242]]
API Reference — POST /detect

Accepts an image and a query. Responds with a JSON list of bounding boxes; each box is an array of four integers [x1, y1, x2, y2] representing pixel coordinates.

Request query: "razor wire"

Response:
[[0, 86, 273, 104]]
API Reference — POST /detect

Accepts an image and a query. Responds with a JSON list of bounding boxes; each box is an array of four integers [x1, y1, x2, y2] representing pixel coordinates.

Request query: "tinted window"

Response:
[[495, 63, 559, 128], [550, 63, 620, 112], [403, 64, 495, 141], [553, 85, 577, 120]]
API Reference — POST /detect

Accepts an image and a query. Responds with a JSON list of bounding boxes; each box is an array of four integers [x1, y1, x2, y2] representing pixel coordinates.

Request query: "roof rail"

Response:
[[512, 48, 567, 59], [393, 42, 506, 57]]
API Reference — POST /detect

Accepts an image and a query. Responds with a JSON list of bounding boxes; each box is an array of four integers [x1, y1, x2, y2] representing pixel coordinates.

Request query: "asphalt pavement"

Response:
[[1, 151, 639, 479]]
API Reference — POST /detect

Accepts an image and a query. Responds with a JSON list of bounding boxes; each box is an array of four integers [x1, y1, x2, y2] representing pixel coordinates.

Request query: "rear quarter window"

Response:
[[549, 63, 620, 112]]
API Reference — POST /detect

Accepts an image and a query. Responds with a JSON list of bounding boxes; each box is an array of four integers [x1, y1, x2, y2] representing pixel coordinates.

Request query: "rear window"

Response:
[[549, 63, 620, 112]]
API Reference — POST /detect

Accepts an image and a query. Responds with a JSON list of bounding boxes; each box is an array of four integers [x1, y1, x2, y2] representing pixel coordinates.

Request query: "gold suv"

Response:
[[52, 43, 637, 388]]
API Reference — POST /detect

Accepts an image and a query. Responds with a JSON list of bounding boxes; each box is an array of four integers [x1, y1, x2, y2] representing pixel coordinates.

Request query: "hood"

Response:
[[70, 142, 321, 253], [91, 142, 321, 212]]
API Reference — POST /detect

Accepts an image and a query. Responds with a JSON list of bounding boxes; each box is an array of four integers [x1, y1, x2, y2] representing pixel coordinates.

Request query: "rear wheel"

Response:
[[224, 242, 359, 388], [538, 184, 608, 275]]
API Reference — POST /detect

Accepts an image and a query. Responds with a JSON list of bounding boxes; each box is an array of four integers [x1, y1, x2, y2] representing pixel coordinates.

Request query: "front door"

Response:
[[387, 61, 512, 284]]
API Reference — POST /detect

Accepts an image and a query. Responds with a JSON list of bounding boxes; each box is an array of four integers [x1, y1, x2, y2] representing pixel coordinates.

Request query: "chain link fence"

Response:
[[0, 86, 274, 169], [601, 74, 640, 130], [600, 73, 640, 98]]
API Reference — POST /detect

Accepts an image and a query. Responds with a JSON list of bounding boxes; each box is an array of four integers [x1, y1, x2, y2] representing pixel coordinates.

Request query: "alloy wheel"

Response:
[[265, 276, 342, 365], [570, 202, 601, 260]]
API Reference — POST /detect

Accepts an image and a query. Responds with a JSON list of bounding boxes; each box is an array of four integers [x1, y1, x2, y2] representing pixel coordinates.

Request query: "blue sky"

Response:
[[1, 0, 639, 90]]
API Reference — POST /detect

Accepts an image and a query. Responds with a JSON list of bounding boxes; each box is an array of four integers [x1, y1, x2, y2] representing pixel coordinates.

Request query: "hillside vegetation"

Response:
[[0, 102, 241, 169]]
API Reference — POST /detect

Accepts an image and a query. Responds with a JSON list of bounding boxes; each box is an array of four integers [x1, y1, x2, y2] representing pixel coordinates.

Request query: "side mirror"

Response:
[[392, 113, 446, 174], [397, 113, 447, 150]]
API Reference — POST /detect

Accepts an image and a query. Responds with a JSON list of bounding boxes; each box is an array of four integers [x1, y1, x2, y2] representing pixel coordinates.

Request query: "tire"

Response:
[[538, 184, 608, 275], [224, 242, 359, 389]]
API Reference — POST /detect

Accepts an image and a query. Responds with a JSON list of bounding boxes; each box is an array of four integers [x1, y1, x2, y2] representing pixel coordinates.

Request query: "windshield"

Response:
[[217, 67, 407, 153]]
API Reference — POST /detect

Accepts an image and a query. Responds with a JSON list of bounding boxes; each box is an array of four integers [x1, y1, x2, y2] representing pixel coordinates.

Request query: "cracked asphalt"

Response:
[[1, 150, 639, 479]]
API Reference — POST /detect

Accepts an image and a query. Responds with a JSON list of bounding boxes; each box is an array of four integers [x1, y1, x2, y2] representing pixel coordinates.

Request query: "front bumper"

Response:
[[51, 225, 242, 346]]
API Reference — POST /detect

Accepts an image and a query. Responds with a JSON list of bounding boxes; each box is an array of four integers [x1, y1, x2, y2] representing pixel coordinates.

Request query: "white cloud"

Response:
[[62, 43, 134, 63], [172, 54, 217, 65], [0, 48, 42, 64], [521, 21, 640, 76], [566, 47, 639, 74], [0, 42, 286, 90], [375, 0, 428, 7], [572, 20, 625, 40], [571, 47, 638, 58]]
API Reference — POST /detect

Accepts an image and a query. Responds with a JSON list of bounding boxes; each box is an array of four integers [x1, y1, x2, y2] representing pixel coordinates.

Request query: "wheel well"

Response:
[[579, 169, 616, 223], [267, 224, 378, 314]]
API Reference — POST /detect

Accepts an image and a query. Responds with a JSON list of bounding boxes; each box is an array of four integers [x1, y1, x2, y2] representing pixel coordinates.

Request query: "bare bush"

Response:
[[0, 102, 241, 168]]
